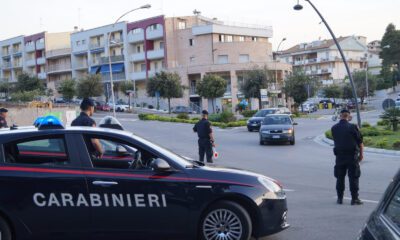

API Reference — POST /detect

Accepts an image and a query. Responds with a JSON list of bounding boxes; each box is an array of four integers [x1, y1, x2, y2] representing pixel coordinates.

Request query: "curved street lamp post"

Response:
[[294, 0, 362, 127], [108, 4, 151, 117]]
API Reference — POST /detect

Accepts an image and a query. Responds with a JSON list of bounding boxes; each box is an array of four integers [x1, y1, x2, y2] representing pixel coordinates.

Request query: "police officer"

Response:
[[71, 98, 103, 157], [0, 108, 8, 128], [331, 109, 364, 205], [193, 110, 215, 163]]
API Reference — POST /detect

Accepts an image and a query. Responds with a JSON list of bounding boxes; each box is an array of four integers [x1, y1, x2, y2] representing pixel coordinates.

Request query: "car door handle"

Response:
[[92, 181, 119, 187]]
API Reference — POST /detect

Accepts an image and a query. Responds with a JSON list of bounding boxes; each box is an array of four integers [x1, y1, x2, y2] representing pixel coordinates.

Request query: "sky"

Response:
[[1, 0, 399, 50]]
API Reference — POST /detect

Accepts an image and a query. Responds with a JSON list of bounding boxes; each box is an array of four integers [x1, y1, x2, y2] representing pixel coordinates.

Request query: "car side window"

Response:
[[3, 136, 69, 166], [384, 186, 400, 230], [83, 135, 158, 171]]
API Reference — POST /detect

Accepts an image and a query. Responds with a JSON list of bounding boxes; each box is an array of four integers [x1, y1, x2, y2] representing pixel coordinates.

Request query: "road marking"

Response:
[[333, 196, 379, 204], [283, 189, 295, 192]]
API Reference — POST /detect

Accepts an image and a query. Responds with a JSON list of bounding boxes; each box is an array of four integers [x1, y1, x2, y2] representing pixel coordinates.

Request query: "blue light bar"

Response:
[[38, 116, 64, 130], [33, 117, 45, 127]]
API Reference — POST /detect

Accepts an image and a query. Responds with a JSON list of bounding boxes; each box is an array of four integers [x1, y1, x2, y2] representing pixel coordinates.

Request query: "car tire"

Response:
[[0, 217, 12, 240], [259, 139, 264, 145], [290, 138, 295, 145], [248, 128, 252, 132], [200, 201, 252, 240]]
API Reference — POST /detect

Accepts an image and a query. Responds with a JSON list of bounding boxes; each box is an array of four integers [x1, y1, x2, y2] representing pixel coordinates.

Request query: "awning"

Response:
[[100, 63, 124, 74], [90, 48, 104, 54], [90, 66, 100, 74]]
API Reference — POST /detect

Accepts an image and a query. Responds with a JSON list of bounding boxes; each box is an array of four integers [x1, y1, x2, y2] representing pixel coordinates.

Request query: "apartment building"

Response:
[[0, 36, 25, 83], [278, 36, 368, 85], [367, 40, 383, 76]]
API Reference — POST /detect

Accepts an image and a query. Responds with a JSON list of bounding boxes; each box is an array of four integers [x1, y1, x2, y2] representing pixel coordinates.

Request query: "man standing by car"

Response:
[[193, 110, 215, 163], [331, 109, 364, 205], [71, 98, 103, 158], [0, 108, 8, 128]]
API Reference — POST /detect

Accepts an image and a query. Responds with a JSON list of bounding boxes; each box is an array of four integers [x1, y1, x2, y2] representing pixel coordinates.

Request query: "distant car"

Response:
[[95, 101, 111, 112], [346, 100, 356, 110], [298, 103, 314, 113], [172, 106, 196, 114], [358, 168, 400, 240], [259, 114, 297, 145], [247, 108, 283, 132], [54, 98, 68, 104], [109, 101, 130, 112]]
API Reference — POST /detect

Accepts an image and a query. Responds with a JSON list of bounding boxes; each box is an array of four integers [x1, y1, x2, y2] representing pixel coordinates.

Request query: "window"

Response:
[[136, 46, 141, 53], [239, 54, 250, 63], [83, 135, 158, 171], [178, 21, 186, 30], [140, 63, 146, 72], [189, 39, 194, 46], [252, 37, 258, 42], [190, 56, 195, 63], [219, 34, 225, 42], [3, 136, 69, 166], [239, 36, 245, 42], [160, 41, 164, 49], [82, 40, 86, 45], [132, 28, 142, 34], [149, 24, 158, 31], [218, 55, 229, 64], [384, 186, 400, 229], [76, 40, 81, 46], [226, 35, 233, 42]]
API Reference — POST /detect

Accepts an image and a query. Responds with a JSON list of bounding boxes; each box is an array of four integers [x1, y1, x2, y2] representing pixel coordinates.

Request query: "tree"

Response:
[[342, 84, 354, 100], [352, 70, 377, 104], [323, 85, 342, 103], [283, 71, 317, 110], [0, 81, 11, 98], [76, 74, 104, 98], [146, 71, 184, 113], [57, 79, 76, 101], [196, 74, 227, 113], [380, 23, 400, 90], [380, 107, 400, 131], [240, 66, 273, 109], [16, 73, 45, 93]]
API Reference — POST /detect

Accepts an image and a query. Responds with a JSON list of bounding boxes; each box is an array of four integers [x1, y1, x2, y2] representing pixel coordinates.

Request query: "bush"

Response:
[[376, 138, 389, 149], [361, 127, 381, 136], [325, 130, 333, 139], [363, 137, 373, 146], [191, 117, 200, 121], [11, 90, 42, 102], [176, 113, 189, 120], [241, 110, 257, 118], [377, 119, 390, 126], [220, 111, 236, 123], [393, 141, 400, 150], [361, 122, 371, 128], [208, 114, 222, 122]]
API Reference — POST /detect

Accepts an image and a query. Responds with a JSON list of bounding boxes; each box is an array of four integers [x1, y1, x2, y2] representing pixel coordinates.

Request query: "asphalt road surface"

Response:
[[94, 108, 399, 240]]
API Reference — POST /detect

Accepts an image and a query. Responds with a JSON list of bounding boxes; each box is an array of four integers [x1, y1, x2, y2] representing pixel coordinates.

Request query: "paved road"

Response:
[[94, 110, 399, 240]]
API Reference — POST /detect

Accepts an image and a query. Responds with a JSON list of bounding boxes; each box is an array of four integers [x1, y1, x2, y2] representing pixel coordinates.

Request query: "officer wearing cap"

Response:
[[193, 110, 215, 163], [331, 109, 364, 205], [0, 108, 8, 128], [72, 98, 103, 157]]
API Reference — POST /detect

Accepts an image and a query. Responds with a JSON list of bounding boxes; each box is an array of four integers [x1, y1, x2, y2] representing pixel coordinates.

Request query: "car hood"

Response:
[[260, 124, 292, 130], [249, 117, 265, 122], [200, 165, 276, 182]]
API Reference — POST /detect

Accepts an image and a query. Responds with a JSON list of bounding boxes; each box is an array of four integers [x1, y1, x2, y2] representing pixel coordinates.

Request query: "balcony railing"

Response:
[[190, 86, 197, 95], [38, 72, 47, 79], [99, 55, 124, 65], [47, 63, 72, 73], [46, 48, 71, 59], [128, 32, 145, 43], [37, 57, 46, 65], [147, 49, 164, 60], [25, 44, 35, 52], [73, 61, 88, 69], [90, 42, 105, 49], [12, 48, 22, 54], [130, 52, 145, 62], [2, 62, 11, 68], [101, 72, 126, 81], [12, 62, 23, 68], [36, 41, 45, 50]]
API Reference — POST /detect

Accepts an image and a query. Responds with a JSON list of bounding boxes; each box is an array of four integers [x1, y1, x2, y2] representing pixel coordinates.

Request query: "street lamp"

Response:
[[294, 0, 362, 127], [275, 37, 286, 107], [108, 4, 151, 117]]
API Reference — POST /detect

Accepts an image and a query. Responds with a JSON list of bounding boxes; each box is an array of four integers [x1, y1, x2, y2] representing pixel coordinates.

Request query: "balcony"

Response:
[[38, 72, 47, 79], [146, 28, 164, 40], [12, 61, 23, 68], [47, 63, 72, 74], [2, 62, 11, 69], [25, 58, 36, 67], [12, 48, 22, 55], [128, 32, 145, 43], [36, 41, 45, 50], [190, 86, 197, 96], [25, 44, 35, 52], [130, 71, 147, 81], [46, 48, 71, 59], [110, 37, 124, 46], [73, 61, 88, 70], [101, 72, 126, 82], [90, 42, 105, 50], [99, 55, 124, 65], [37, 57, 46, 65], [130, 52, 145, 62], [321, 68, 332, 74], [147, 49, 164, 60]]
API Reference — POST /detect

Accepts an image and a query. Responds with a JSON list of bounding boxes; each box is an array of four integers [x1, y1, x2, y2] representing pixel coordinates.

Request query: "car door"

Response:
[[0, 133, 90, 240], [376, 184, 400, 239], [76, 133, 191, 240]]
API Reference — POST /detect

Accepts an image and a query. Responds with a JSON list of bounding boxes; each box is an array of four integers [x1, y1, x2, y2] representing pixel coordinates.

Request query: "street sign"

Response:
[[382, 98, 396, 110], [260, 89, 268, 102]]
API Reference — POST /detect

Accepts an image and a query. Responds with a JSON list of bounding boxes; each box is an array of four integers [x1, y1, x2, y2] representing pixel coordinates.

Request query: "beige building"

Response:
[[278, 36, 368, 85]]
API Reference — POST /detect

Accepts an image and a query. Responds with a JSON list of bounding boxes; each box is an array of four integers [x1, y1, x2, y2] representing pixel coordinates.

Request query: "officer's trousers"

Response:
[[334, 158, 361, 199], [198, 138, 213, 163]]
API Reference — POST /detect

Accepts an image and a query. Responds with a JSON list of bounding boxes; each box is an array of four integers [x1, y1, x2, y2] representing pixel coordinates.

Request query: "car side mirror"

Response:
[[151, 159, 171, 172], [116, 145, 128, 155], [293, 122, 298, 125]]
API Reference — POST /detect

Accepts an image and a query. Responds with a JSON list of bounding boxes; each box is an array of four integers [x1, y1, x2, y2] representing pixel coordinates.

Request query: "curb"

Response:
[[314, 135, 400, 157]]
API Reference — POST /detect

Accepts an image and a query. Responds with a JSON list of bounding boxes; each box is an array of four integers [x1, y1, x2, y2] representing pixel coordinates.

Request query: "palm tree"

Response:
[[380, 107, 400, 131]]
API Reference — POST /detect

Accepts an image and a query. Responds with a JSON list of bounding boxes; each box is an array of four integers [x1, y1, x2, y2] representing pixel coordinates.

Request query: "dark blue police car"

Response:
[[0, 116, 289, 240]]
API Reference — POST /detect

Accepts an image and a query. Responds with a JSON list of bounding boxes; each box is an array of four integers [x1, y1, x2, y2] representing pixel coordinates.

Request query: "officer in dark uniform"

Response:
[[193, 110, 215, 163], [0, 108, 9, 128], [71, 98, 103, 157], [331, 109, 364, 205]]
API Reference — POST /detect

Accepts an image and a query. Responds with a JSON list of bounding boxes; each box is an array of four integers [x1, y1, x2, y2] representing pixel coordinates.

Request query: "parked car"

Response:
[[259, 114, 297, 145], [298, 103, 316, 113], [247, 108, 283, 132], [54, 98, 68, 104], [172, 106, 196, 114], [346, 100, 357, 110], [108, 101, 130, 112], [358, 168, 400, 240], [95, 101, 111, 112]]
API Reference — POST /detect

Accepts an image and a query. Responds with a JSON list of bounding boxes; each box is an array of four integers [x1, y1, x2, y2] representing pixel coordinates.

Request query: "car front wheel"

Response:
[[0, 217, 12, 240], [200, 201, 252, 240]]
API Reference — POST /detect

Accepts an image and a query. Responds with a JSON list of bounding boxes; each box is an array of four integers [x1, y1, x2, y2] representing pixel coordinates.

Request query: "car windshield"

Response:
[[263, 116, 292, 125], [254, 109, 276, 117]]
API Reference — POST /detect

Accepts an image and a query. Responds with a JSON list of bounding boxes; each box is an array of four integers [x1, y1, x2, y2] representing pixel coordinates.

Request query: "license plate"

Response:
[[252, 124, 258, 126], [273, 135, 280, 139]]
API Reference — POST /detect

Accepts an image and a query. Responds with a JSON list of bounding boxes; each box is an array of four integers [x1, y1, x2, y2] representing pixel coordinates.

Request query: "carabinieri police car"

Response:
[[0, 116, 289, 240]]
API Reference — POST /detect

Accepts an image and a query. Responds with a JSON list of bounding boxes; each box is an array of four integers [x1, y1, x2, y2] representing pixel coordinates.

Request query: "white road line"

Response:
[[333, 196, 379, 204], [283, 189, 295, 192]]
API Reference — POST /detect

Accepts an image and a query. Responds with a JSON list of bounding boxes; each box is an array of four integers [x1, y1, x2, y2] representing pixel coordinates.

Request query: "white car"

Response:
[[108, 102, 130, 112], [298, 103, 312, 113]]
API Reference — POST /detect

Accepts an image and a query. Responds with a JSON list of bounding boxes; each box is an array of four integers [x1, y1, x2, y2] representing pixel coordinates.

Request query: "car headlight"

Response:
[[282, 129, 293, 134], [262, 130, 270, 134], [247, 120, 250, 124], [258, 177, 286, 199]]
